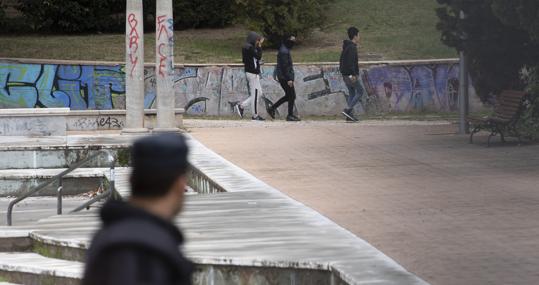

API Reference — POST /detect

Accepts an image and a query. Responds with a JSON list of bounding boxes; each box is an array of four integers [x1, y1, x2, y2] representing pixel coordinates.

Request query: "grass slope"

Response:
[[0, 0, 455, 63]]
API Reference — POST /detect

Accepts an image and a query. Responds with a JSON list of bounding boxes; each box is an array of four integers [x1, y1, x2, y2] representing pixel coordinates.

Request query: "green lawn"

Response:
[[0, 0, 456, 63]]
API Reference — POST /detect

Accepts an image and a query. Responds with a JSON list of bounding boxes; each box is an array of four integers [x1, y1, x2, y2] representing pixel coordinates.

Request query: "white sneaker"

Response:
[[235, 104, 244, 118]]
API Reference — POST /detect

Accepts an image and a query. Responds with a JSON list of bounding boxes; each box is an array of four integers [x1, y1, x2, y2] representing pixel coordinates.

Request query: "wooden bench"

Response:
[[467, 90, 528, 146]]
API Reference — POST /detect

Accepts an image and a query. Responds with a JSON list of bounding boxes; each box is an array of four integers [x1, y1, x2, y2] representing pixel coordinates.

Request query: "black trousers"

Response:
[[274, 79, 296, 116]]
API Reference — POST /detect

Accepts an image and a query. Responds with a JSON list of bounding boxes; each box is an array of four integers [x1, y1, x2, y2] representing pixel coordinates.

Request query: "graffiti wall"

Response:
[[0, 60, 481, 116]]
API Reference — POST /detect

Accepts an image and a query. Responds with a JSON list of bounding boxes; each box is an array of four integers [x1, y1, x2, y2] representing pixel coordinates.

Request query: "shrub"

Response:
[[0, 0, 6, 28], [436, 0, 538, 101], [14, 0, 237, 34], [437, 0, 539, 140], [16, 0, 124, 33], [235, 0, 331, 46], [517, 67, 539, 140], [173, 0, 236, 29]]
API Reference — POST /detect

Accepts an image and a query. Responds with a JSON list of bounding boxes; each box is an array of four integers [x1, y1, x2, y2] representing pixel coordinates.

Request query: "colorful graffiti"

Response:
[[0, 61, 479, 116], [0, 63, 125, 110], [169, 63, 475, 116]]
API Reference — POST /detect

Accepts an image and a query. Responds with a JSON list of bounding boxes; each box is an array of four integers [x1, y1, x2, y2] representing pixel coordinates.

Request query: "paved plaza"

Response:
[[187, 119, 539, 285]]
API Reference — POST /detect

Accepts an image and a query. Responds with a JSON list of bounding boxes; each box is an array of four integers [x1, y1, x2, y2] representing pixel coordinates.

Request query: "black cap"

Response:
[[132, 133, 189, 175]]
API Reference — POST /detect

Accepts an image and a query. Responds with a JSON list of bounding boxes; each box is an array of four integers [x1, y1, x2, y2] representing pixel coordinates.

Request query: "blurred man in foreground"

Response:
[[83, 133, 193, 285]]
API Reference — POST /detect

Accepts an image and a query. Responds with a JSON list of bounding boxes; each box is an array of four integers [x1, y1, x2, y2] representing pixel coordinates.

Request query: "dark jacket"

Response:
[[339, 40, 359, 76], [82, 200, 193, 285], [242, 32, 263, 74], [275, 44, 294, 82]]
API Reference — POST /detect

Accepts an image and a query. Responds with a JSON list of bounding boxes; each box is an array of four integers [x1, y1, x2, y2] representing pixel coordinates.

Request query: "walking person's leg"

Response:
[[347, 79, 364, 112], [269, 80, 291, 118], [342, 76, 359, 121], [236, 73, 256, 118], [286, 85, 299, 121], [251, 75, 264, 120]]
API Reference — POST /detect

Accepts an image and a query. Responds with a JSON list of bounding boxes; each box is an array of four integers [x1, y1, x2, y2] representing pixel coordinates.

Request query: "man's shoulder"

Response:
[[84, 219, 193, 285], [242, 43, 254, 52], [278, 46, 290, 54], [345, 43, 358, 52], [92, 219, 178, 254]]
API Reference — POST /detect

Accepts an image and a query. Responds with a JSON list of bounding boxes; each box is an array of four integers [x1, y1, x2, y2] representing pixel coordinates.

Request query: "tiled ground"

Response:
[[188, 119, 539, 285]]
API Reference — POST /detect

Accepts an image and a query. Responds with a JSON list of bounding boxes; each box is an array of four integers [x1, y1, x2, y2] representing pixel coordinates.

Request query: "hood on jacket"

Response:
[[342, 39, 356, 50], [283, 37, 296, 49], [246, 31, 262, 46]]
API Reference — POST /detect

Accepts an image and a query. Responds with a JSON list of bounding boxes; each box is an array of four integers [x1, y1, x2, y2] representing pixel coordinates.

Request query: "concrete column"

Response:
[[122, 0, 148, 134], [154, 0, 179, 132]]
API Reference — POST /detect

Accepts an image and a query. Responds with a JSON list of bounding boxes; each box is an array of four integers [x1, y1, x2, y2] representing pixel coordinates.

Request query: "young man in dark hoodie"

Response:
[[235, 31, 266, 121], [82, 133, 193, 285], [339, 26, 364, 122], [268, 35, 301, 122]]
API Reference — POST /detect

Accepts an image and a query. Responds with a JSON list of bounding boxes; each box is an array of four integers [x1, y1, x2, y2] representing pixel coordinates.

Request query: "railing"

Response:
[[188, 166, 226, 194], [7, 150, 116, 226]]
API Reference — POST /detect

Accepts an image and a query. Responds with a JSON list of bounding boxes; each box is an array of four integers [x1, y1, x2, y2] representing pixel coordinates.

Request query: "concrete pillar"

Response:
[[154, 0, 179, 132], [122, 0, 148, 134]]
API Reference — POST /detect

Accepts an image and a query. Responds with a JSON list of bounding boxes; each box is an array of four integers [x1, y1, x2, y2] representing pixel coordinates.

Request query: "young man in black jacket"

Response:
[[235, 31, 266, 121], [83, 134, 193, 285], [268, 35, 300, 121], [339, 26, 364, 122]]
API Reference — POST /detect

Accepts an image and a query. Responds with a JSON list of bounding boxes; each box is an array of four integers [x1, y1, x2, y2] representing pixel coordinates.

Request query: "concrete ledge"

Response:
[[0, 168, 108, 180], [67, 108, 185, 131], [0, 108, 68, 136], [0, 108, 184, 133], [0, 147, 130, 169], [0, 252, 84, 278], [0, 231, 32, 252], [0, 108, 70, 117]]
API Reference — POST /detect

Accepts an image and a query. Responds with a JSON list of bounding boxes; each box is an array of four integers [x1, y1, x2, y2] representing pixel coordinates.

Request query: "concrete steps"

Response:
[[0, 252, 82, 285], [0, 229, 82, 284], [0, 134, 135, 170], [0, 168, 110, 197], [0, 134, 429, 285], [0, 230, 32, 252]]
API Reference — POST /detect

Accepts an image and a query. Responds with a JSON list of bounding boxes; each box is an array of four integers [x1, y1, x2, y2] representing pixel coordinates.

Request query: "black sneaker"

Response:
[[235, 104, 244, 118], [252, 115, 265, 121], [342, 109, 359, 122], [267, 107, 276, 119], [286, 115, 301, 122]]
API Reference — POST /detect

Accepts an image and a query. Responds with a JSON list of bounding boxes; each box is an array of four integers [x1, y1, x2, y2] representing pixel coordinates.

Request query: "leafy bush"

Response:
[[436, 0, 539, 101], [16, 0, 123, 33], [173, 0, 236, 29], [517, 68, 539, 140], [0, 0, 6, 27], [437, 0, 539, 140], [235, 0, 331, 46], [14, 0, 236, 33]]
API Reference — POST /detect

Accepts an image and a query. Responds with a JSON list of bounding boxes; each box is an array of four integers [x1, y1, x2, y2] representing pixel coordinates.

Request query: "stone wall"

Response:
[[0, 58, 483, 117]]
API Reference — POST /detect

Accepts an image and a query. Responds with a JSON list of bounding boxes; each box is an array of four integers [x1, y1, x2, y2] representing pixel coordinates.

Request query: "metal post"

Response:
[[155, 0, 180, 132], [57, 178, 63, 215], [458, 10, 470, 134], [123, 0, 148, 134], [109, 165, 115, 197], [7, 206, 12, 226]]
